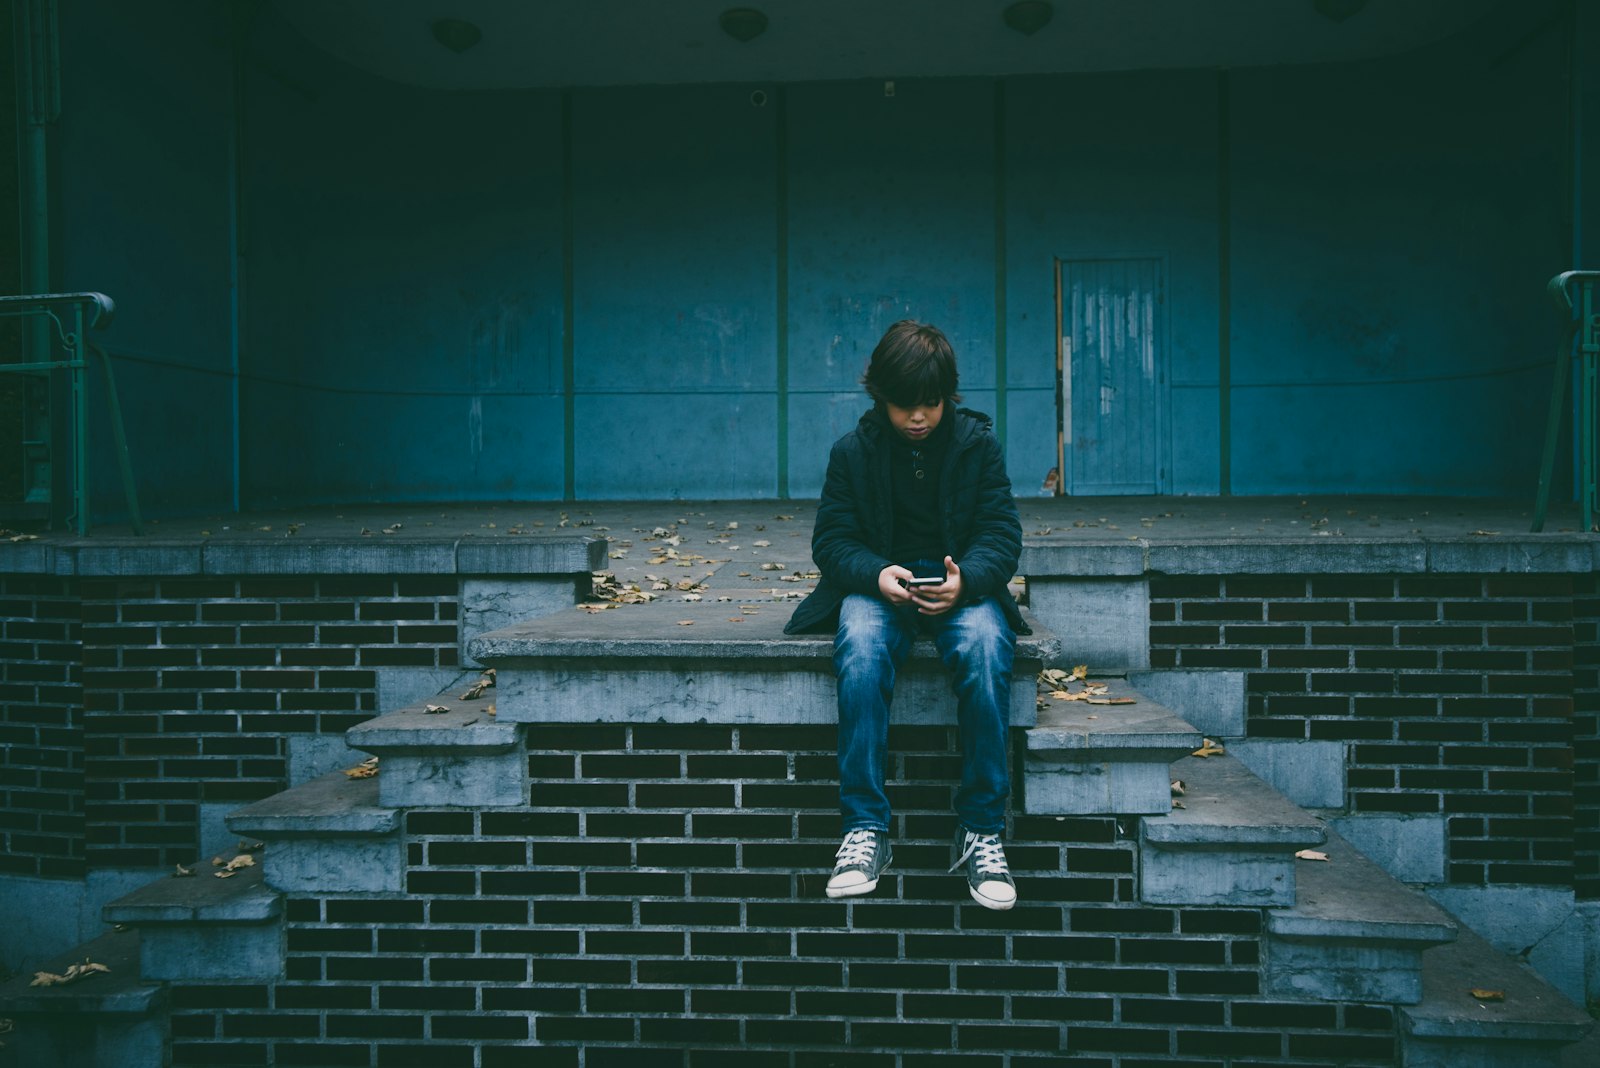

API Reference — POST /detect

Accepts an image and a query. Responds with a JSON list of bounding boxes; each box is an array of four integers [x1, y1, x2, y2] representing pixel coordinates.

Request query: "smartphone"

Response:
[[905, 576, 943, 588]]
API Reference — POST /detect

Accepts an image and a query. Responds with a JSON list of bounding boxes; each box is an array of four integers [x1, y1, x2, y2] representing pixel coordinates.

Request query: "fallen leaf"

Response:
[[677, 620, 695, 626], [1469, 530, 1500, 537], [1070, 664, 1089, 681], [30, 959, 110, 987], [1191, 739, 1226, 758], [173, 863, 195, 878], [423, 704, 449, 714], [1294, 849, 1330, 862], [1469, 988, 1505, 1001], [485, 703, 495, 717], [460, 670, 496, 700], [1170, 780, 1186, 797], [237, 840, 264, 853], [345, 756, 380, 779], [1086, 697, 1137, 705], [382, 524, 403, 535], [1171, 800, 1186, 809]]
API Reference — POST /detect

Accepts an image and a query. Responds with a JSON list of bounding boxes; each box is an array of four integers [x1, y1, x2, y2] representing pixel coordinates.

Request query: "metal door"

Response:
[[1055, 257, 1167, 494]]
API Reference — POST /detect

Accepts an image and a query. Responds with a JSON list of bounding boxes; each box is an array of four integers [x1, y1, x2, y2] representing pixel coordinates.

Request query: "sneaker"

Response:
[[825, 829, 892, 899], [950, 828, 1017, 911]]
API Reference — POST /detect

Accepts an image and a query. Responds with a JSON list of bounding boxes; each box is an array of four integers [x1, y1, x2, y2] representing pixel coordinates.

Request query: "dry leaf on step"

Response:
[[1294, 849, 1330, 862], [1469, 988, 1505, 1001], [30, 959, 110, 987], [345, 756, 379, 779], [1170, 780, 1186, 797], [1070, 664, 1089, 681], [423, 704, 449, 714], [214, 854, 257, 878], [1086, 697, 1136, 705], [460, 670, 496, 700], [173, 863, 195, 878], [1191, 739, 1226, 758]]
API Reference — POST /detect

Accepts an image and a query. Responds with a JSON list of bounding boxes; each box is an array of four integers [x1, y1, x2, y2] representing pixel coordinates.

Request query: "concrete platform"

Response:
[[1, 495, 1590, 581]]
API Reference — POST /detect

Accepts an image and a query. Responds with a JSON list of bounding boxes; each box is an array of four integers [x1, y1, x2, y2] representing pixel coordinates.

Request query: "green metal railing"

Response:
[[0, 292, 142, 535], [1533, 271, 1600, 532]]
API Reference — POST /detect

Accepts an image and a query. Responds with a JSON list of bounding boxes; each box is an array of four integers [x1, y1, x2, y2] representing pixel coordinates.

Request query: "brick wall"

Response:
[[1149, 574, 1577, 889], [167, 725, 1398, 1067], [1573, 575, 1599, 900], [0, 575, 84, 877], [81, 576, 459, 868]]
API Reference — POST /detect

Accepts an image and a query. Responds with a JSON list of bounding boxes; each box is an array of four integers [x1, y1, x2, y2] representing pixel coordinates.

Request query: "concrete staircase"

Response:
[[2, 603, 1591, 1067]]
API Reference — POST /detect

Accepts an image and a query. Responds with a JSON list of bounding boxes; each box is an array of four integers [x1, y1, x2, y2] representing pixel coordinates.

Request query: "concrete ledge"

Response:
[[100, 863, 285, 982], [1424, 538, 1595, 575], [102, 860, 279, 926], [1139, 753, 1325, 906], [347, 699, 526, 808], [227, 770, 399, 838], [0, 928, 160, 1016], [1146, 539, 1429, 575], [0, 532, 605, 577], [475, 604, 1056, 727], [1024, 687, 1202, 815], [346, 699, 518, 755], [1018, 542, 1146, 576], [1267, 829, 1456, 1004], [226, 772, 404, 893], [1401, 925, 1592, 1067]]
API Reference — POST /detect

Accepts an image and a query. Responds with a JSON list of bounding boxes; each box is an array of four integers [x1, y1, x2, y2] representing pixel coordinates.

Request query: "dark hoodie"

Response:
[[784, 406, 1028, 635]]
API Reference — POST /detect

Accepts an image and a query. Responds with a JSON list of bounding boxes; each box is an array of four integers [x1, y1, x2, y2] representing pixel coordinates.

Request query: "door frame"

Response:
[[1053, 252, 1173, 496]]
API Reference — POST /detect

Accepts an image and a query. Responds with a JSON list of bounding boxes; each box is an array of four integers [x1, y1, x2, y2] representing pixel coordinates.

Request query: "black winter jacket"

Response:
[[785, 406, 1028, 635]]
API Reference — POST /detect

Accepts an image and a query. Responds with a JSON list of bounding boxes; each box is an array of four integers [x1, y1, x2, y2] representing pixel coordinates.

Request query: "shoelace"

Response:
[[949, 832, 1009, 876], [835, 829, 879, 867]]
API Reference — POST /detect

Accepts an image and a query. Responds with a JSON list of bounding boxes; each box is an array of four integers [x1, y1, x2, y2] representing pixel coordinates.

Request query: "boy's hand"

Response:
[[878, 565, 917, 604], [911, 556, 963, 616]]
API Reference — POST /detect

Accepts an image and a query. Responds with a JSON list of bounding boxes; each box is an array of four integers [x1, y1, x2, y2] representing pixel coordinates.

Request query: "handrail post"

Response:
[[1533, 271, 1600, 532], [0, 292, 139, 534]]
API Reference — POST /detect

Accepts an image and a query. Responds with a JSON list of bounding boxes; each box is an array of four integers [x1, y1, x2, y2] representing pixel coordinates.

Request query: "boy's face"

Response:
[[884, 398, 944, 443]]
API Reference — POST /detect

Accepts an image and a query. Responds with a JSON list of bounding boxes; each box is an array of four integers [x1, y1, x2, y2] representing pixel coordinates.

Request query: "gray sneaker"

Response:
[[826, 828, 892, 899], [950, 828, 1017, 910]]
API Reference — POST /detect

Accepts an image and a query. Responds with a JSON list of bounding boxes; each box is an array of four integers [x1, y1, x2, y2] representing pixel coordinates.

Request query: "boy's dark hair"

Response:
[[861, 320, 963, 408]]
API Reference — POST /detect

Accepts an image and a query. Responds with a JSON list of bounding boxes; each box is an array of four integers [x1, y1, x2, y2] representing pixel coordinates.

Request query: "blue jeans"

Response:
[[833, 591, 1016, 835]]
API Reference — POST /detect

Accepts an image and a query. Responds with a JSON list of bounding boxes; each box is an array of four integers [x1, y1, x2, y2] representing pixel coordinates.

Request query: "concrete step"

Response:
[[345, 692, 525, 808], [1124, 668, 1246, 739], [101, 856, 282, 982], [1266, 828, 1457, 1005], [226, 770, 403, 893], [0, 928, 165, 1068], [1139, 751, 1326, 905], [469, 602, 1058, 726], [1402, 922, 1593, 1067], [1024, 682, 1202, 815]]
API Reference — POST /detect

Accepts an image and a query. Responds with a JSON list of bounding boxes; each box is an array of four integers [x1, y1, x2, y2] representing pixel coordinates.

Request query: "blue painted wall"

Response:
[[47, 5, 1574, 513], [56, 1, 237, 518]]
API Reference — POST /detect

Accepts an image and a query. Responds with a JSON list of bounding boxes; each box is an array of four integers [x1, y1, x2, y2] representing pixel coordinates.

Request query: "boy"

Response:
[[785, 320, 1027, 910]]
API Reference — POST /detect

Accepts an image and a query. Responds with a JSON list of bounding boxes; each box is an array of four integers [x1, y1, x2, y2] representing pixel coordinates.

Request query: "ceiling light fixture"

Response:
[[431, 18, 482, 53], [719, 8, 768, 43], [1002, 1, 1053, 37]]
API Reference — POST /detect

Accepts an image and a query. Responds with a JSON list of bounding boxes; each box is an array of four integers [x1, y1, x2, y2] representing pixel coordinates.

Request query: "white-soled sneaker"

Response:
[[950, 828, 1017, 910], [825, 828, 892, 899]]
